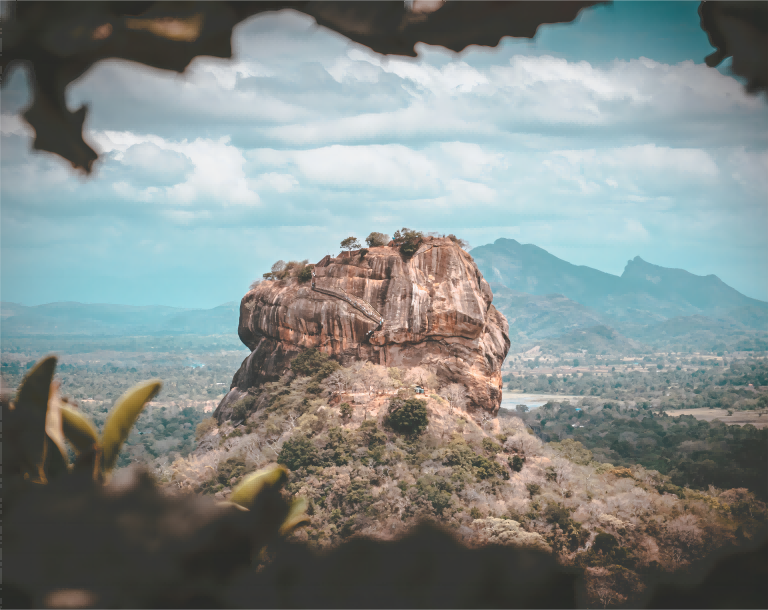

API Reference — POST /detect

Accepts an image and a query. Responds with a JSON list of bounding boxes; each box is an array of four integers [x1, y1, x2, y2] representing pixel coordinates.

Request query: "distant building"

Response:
[[414, 386, 425, 394]]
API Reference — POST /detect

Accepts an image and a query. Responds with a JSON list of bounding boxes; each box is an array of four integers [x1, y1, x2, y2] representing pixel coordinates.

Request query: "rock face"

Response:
[[217, 237, 510, 419]]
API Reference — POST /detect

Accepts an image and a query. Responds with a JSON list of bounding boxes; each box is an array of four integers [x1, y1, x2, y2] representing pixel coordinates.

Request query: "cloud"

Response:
[[1, 8, 766, 306], [289, 144, 441, 195], [90, 131, 261, 206], [119, 142, 194, 186]]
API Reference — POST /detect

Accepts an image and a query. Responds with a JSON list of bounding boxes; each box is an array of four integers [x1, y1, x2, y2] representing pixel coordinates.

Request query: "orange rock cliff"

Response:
[[216, 236, 510, 420]]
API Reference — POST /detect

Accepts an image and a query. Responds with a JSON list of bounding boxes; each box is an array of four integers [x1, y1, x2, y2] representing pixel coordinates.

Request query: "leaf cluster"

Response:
[[5, 355, 162, 490]]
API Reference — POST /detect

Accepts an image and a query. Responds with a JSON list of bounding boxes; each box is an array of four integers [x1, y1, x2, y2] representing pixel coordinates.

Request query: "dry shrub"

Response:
[[472, 518, 551, 552]]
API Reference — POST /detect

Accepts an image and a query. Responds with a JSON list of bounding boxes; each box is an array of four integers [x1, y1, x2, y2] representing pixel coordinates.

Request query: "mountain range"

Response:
[[0, 301, 239, 337], [1, 239, 765, 353], [471, 238, 767, 353]]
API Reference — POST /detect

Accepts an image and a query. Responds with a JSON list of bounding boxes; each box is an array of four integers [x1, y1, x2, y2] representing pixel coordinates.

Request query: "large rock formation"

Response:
[[216, 236, 509, 420]]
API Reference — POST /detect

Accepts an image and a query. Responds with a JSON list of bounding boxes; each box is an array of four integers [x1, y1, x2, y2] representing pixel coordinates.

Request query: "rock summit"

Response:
[[217, 236, 510, 417]]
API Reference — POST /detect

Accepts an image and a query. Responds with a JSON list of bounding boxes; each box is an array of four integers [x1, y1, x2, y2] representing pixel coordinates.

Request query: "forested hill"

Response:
[[0, 301, 239, 337]]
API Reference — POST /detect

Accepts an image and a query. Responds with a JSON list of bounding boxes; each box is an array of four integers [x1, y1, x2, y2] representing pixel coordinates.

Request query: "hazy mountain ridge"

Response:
[[3, 240, 765, 352], [473, 238, 766, 316], [0, 301, 240, 337], [473, 238, 767, 352]]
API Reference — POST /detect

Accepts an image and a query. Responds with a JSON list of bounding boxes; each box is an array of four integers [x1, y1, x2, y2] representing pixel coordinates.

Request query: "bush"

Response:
[[417, 476, 453, 516], [509, 455, 525, 472], [442, 437, 508, 481], [195, 417, 217, 441], [298, 266, 313, 283], [231, 395, 256, 422], [593, 531, 619, 554], [362, 421, 387, 448], [278, 435, 319, 470], [446, 234, 469, 249], [482, 438, 502, 455], [392, 227, 423, 258], [359, 248, 369, 258], [324, 427, 354, 466], [526, 482, 541, 498], [215, 456, 247, 487], [543, 503, 571, 529], [386, 398, 429, 437], [266, 259, 311, 281], [474, 454, 508, 480], [339, 402, 352, 419], [365, 232, 390, 247], [291, 349, 340, 378]]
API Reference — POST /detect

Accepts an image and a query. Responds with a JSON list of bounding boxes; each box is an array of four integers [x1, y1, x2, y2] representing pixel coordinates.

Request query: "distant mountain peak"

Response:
[[472, 239, 766, 320]]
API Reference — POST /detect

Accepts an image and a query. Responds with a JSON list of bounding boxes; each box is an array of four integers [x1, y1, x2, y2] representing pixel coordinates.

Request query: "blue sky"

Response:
[[2, 1, 766, 308]]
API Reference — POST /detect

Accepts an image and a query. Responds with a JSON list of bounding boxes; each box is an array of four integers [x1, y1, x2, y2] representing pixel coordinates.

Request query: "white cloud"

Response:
[[606, 144, 719, 177], [289, 144, 441, 194], [120, 142, 194, 186], [2, 10, 766, 306], [248, 172, 299, 193], [0, 114, 34, 137], [93, 131, 261, 206], [189, 58, 275, 90]]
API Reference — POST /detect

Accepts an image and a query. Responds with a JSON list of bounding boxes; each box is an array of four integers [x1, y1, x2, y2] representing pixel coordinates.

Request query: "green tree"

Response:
[[230, 395, 254, 423], [339, 402, 352, 419], [365, 232, 390, 247], [482, 437, 502, 455], [298, 265, 313, 283], [510, 455, 525, 472], [340, 236, 361, 252], [291, 348, 340, 379], [278, 435, 319, 470], [446, 234, 469, 249], [392, 227, 423, 257], [386, 397, 428, 437]]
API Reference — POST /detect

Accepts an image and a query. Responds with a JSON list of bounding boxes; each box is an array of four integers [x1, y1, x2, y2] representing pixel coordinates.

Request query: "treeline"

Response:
[[524, 401, 768, 499], [506, 360, 768, 411]]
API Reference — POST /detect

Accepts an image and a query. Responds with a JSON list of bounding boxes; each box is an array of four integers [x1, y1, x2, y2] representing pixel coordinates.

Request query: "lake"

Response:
[[500, 393, 582, 411]]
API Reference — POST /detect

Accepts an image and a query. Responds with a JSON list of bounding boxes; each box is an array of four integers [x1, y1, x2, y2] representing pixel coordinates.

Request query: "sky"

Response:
[[2, 1, 767, 309]]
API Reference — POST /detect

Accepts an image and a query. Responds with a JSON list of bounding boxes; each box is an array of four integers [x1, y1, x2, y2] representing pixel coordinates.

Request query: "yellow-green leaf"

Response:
[[61, 405, 100, 454], [216, 500, 250, 512], [44, 382, 70, 476], [101, 380, 161, 473], [13, 355, 57, 477], [43, 433, 70, 480], [279, 497, 310, 536], [229, 465, 288, 511]]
